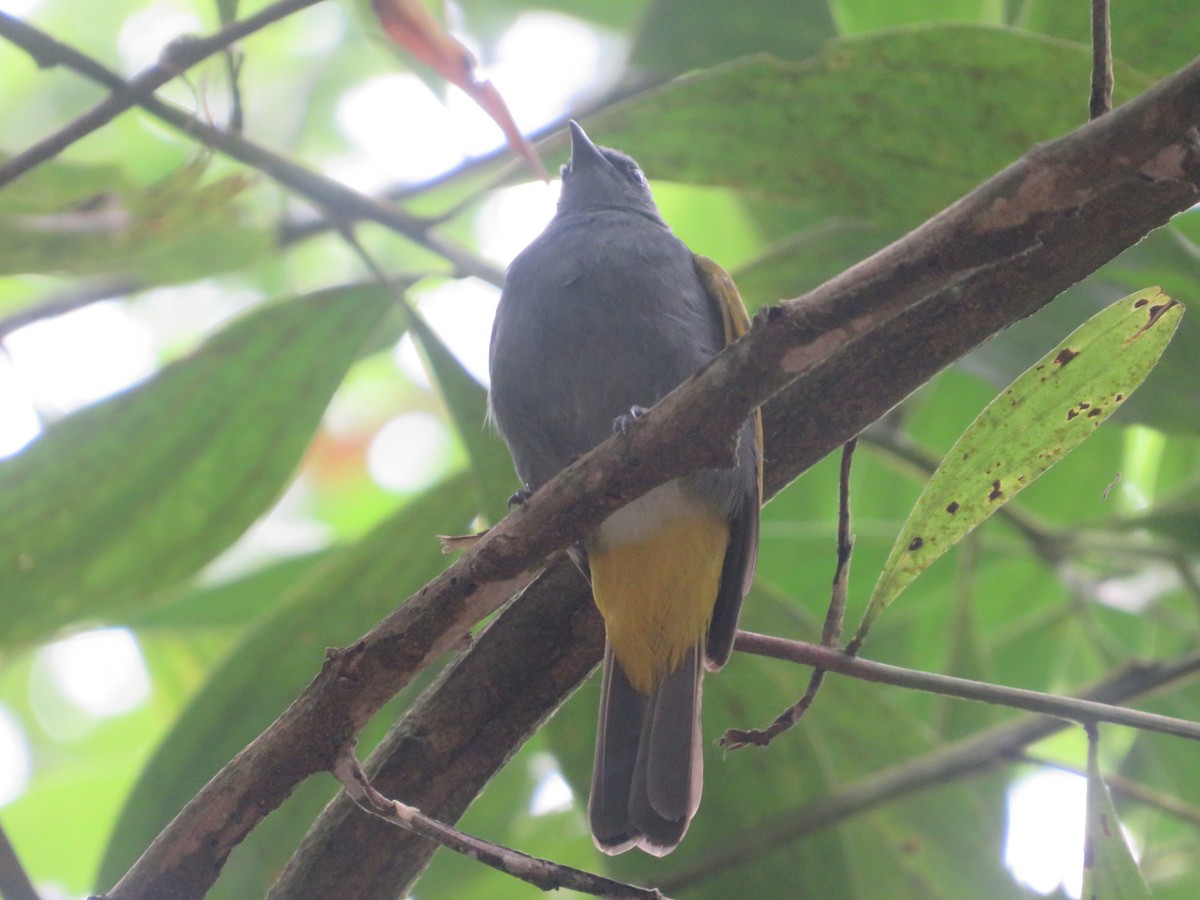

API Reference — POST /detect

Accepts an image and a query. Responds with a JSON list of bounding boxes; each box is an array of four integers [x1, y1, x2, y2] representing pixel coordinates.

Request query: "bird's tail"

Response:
[[588, 643, 703, 856]]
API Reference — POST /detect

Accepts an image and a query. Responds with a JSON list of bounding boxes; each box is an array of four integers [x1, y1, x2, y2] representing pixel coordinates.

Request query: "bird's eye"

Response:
[[625, 164, 647, 186]]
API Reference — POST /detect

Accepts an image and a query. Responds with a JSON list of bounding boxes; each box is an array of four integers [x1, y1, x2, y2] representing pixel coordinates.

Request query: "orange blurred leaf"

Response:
[[372, 0, 548, 181]]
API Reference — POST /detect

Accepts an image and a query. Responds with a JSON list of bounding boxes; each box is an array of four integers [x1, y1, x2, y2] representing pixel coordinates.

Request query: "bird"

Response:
[[488, 120, 761, 856]]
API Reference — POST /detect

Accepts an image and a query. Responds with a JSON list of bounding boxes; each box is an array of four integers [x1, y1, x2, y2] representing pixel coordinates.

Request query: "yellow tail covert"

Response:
[[589, 513, 729, 694]]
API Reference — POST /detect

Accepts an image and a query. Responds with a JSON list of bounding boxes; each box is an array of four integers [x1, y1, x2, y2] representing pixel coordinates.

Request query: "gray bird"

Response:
[[488, 121, 761, 855]]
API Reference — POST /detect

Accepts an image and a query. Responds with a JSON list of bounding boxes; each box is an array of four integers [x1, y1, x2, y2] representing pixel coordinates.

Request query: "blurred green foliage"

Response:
[[1, 1, 1199, 898]]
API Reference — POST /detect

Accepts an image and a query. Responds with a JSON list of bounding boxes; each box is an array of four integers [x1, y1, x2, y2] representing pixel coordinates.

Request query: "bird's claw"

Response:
[[508, 488, 532, 509], [613, 405, 649, 435]]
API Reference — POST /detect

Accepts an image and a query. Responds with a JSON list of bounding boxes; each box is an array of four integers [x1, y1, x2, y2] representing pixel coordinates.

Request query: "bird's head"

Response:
[[557, 121, 664, 223]]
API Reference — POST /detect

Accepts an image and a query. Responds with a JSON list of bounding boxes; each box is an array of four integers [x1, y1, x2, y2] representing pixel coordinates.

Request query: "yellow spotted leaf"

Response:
[[855, 288, 1183, 644]]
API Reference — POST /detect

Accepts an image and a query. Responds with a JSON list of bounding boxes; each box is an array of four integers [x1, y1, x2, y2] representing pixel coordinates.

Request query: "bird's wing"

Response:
[[692, 254, 762, 669]]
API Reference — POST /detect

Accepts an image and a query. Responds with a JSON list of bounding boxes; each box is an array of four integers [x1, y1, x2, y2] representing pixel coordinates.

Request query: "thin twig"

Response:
[[1085, 718, 1101, 777], [0, 276, 140, 340], [276, 74, 666, 245], [0, 0, 324, 187], [662, 652, 1200, 891], [337, 225, 397, 288], [734, 631, 1200, 742], [0, 13, 503, 286], [223, 48, 245, 135], [720, 437, 857, 749], [826, 437, 856, 646], [337, 225, 429, 342], [332, 750, 665, 899], [278, 142, 534, 246], [935, 532, 983, 735], [1173, 556, 1200, 608], [1090, 0, 1114, 119]]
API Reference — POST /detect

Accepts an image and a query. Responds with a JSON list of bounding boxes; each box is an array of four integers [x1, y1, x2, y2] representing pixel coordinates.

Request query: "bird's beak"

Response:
[[568, 120, 606, 170]]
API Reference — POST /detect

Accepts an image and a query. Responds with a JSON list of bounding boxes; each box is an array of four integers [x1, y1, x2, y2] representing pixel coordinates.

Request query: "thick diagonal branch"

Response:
[[105, 55, 1200, 900]]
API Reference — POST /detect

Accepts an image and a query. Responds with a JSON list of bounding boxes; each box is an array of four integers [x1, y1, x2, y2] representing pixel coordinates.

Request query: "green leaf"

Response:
[[631, 0, 837, 74], [0, 712, 161, 896], [0, 283, 393, 648], [0, 629, 226, 897], [1088, 226, 1200, 434], [1084, 727, 1153, 899], [962, 223, 1200, 434], [832, 0, 1004, 33], [1021, 0, 1200, 77], [454, 0, 648, 43], [595, 26, 1154, 231], [857, 288, 1183, 642], [97, 475, 478, 892], [732, 220, 891, 308], [125, 552, 328, 631], [418, 733, 598, 899], [654, 183, 762, 269], [0, 155, 132, 215], [215, 0, 239, 25], [0, 161, 270, 284]]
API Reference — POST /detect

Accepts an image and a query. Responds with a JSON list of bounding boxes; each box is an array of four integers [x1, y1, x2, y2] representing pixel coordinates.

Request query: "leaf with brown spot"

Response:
[[855, 288, 1182, 641], [1082, 727, 1152, 898]]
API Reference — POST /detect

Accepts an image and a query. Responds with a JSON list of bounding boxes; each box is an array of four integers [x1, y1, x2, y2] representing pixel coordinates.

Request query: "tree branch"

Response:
[[0, 821, 39, 900], [733, 631, 1200, 741], [104, 55, 1200, 899], [661, 651, 1200, 891], [268, 562, 603, 898], [0, 276, 140, 340], [1091, 0, 1114, 119], [331, 749, 664, 899], [0, 12, 504, 285], [0, 0, 325, 187]]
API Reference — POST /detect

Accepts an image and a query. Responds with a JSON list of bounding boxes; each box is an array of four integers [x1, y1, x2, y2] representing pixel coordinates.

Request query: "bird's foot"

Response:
[[613, 405, 649, 435]]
